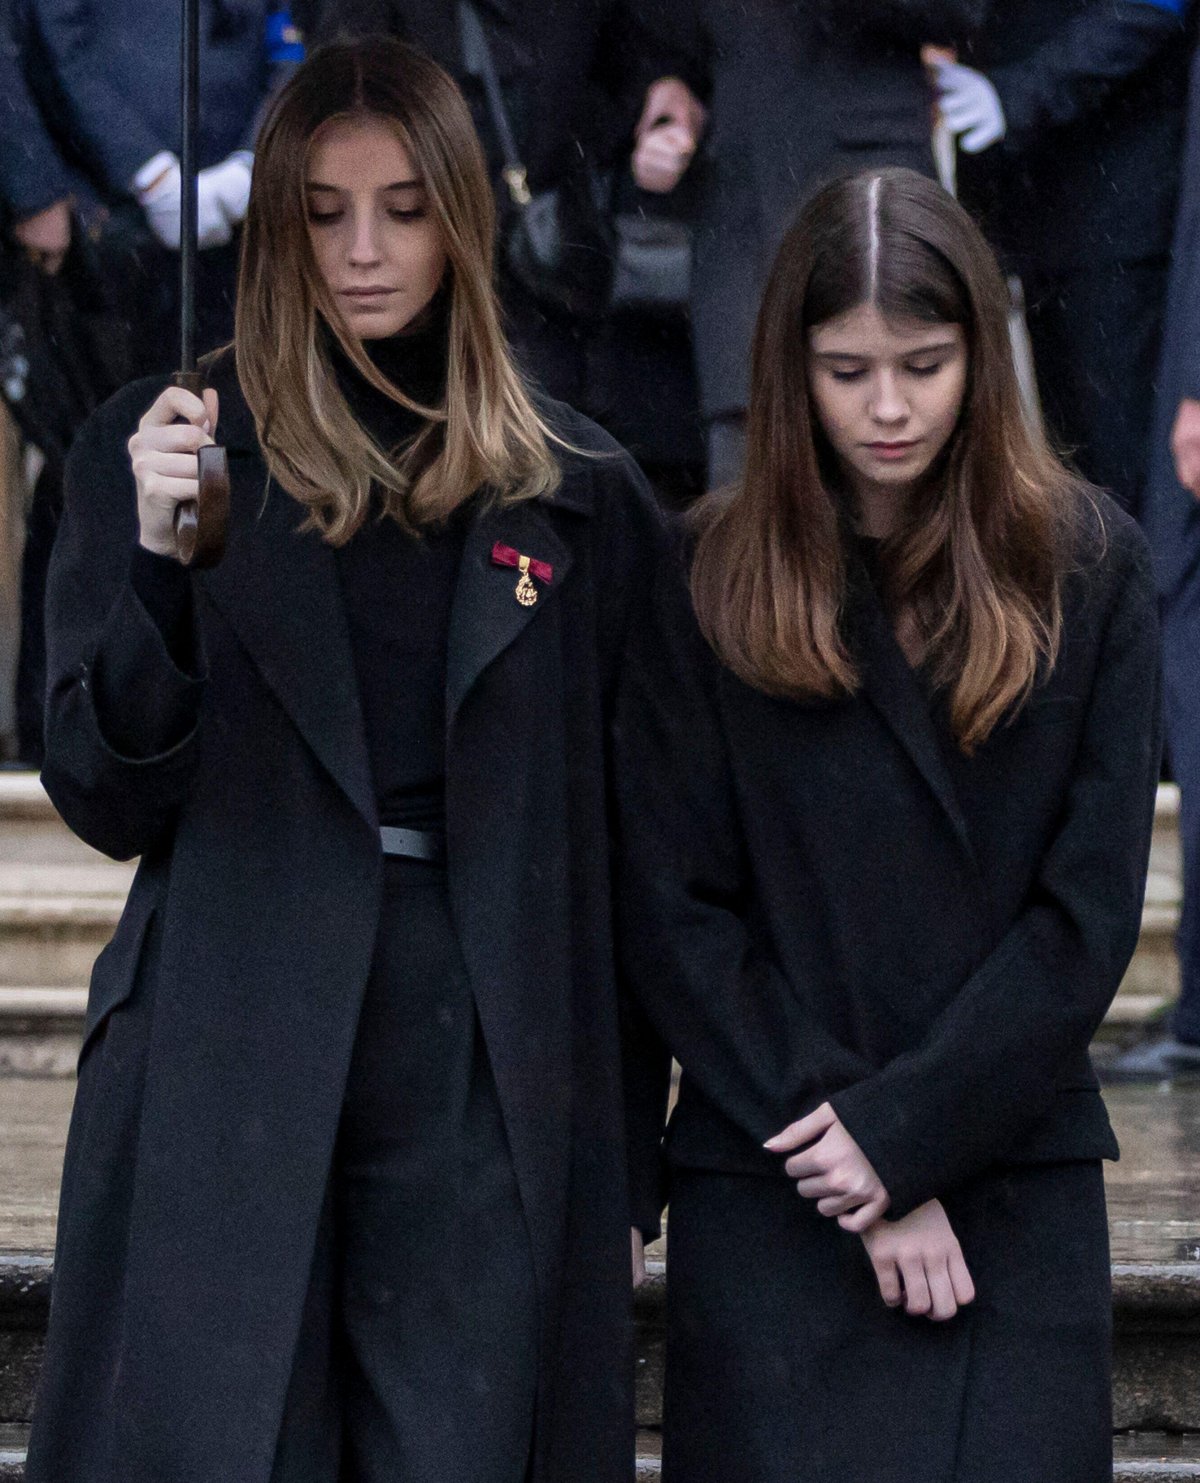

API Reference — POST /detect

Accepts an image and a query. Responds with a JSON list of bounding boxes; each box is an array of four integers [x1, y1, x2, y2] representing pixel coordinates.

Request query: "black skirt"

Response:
[[662, 1161, 1112, 1483], [272, 857, 538, 1483]]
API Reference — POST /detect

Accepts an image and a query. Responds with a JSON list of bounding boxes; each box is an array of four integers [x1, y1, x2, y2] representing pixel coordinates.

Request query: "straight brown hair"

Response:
[[691, 167, 1095, 752], [235, 39, 560, 542]]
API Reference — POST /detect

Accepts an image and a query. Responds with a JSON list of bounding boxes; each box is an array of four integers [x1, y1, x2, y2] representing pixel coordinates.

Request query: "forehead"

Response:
[[809, 302, 962, 357], [306, 114, 418, 188]]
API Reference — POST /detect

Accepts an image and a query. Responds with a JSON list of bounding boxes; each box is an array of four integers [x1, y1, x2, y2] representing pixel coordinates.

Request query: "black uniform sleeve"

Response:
[[1170, 38, 1200, 401], [0, 2, 71, 221], [614, 548, 878, 1164], [830, 523, 1163, 1219], [990, 0, 1186, 144], [29, 0, 164, 193], [41, 382, 207, 861]]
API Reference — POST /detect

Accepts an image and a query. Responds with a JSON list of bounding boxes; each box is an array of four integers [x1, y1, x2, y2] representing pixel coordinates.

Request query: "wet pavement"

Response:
[[1107, 1083, 1200, 1267], [1, 1077, 1199, 1260]]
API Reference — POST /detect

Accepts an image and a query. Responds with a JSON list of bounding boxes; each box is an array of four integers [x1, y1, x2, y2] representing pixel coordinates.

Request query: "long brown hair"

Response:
[[235, 39, 560, 541], [691, 167, 1094, 752]]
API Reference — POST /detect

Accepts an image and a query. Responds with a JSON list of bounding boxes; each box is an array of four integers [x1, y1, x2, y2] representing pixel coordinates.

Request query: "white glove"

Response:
[[932, 61, 1007, 155], [134, 149, 247, 251], [199, 151, 253, 234], [134, 150, 183, 251]]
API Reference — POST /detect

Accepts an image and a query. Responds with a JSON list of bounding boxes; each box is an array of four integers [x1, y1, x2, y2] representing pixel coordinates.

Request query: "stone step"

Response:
[[1112, 784, 1182, 1025], [0, 1430, 1196, 1482], [0, 992, 87, 1078], [1114, 1434, 1200, 1481], [0, 1426, 29, 1483], [2, 1250, 1197, 1429], [0, 799, 1181, 1048], [635, 1430, 1200, 1480]]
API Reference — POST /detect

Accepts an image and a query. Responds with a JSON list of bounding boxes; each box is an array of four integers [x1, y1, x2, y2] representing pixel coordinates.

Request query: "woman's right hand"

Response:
[[859, 1198, 975, 1321], [127, 385, 219, 557]]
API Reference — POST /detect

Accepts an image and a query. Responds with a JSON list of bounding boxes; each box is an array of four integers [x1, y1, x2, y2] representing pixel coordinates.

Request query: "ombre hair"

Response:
[[235, 38, 560, 541], [691, 167, 1096, 752]]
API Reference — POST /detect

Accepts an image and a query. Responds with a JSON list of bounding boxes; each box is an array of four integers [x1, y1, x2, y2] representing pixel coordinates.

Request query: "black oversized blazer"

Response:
[[615, 500, 1162, 1221], [28, 352, 664, 1483]]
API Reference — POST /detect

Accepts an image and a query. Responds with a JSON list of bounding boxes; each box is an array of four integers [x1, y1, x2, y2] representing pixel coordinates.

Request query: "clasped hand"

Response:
[[765, 1101, 889, 1231], [766, 1103, 975, 1321]]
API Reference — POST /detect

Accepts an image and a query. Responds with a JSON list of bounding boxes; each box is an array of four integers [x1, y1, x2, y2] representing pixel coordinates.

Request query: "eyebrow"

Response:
[[814, 341, 960, 361], [305, 178, 426, 192]]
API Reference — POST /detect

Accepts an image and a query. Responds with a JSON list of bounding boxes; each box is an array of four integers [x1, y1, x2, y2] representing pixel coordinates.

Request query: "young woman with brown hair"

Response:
[[616, 167, 1162, 1482], [28, 38, 662, 1483]]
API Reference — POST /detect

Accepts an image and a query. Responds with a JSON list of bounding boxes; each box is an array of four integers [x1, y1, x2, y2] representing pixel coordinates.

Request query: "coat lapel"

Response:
[[197, 444, 377, 832], [447, 496, 574, 722], [849, 578, 979, 870]]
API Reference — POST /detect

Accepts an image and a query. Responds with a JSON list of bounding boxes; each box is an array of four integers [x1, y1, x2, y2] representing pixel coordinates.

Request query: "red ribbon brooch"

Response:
[[491, 542, 553, 607]]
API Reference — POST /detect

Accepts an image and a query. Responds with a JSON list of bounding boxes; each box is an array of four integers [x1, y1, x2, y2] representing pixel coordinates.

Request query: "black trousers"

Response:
[[1023, 259, 1169, 517], [1163, 571, 1200, 1044], [272, 857, 538, 1483], [663, 1161, 1111, 1483]]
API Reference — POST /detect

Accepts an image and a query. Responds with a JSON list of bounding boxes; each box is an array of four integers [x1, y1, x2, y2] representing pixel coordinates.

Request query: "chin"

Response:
[[354, 318, 410, 340]]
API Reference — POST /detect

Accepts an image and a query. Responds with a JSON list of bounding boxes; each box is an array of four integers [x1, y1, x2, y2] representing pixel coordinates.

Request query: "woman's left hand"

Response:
[[765, 1102, 891, 1231]]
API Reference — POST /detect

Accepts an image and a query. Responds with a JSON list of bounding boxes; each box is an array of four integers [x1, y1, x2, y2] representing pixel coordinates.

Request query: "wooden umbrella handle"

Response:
[[171, 370, 230, 569]]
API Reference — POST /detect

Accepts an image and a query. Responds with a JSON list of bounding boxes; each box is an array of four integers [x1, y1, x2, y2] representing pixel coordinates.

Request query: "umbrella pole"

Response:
[[171, 0, 230, 567], [180, 0, 198, 375]]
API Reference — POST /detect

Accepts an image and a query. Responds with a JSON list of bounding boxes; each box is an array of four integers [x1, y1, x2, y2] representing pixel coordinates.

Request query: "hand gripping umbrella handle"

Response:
[[171, 369, 230, 568]]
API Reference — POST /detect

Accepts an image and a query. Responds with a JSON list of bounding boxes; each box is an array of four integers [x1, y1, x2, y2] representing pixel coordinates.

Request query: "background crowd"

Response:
[[1, 0, 1199, 1065]]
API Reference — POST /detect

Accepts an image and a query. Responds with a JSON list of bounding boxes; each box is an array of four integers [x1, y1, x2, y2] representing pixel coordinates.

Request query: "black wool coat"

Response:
[[27, 353, 664, 1483], [615, 499, 1162, 1222]]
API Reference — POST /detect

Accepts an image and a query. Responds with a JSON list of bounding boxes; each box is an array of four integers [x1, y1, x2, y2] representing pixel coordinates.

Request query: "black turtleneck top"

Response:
[[331, 313, 463, 831], [124, 309, 464, 832]]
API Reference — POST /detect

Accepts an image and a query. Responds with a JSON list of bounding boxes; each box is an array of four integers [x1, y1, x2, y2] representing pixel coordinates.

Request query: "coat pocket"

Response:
[[79, 886, 157, 1069]]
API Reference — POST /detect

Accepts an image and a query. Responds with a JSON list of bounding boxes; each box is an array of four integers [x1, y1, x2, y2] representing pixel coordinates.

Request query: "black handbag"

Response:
[[0, 225, 128, 465], [457, 0, 691, 321]]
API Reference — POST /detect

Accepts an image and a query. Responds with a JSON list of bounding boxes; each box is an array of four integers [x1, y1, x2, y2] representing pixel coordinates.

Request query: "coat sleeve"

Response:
[[586, 441, 675, 1240], [830, 522, 1163, 1219], [41, 381, 207, 861], [990, 0, 1188, 145], [29, 0, 164, 193], [0, 3, 71, 221], [614, 549, 878, 1162], [1170, 35, 1200, 401]]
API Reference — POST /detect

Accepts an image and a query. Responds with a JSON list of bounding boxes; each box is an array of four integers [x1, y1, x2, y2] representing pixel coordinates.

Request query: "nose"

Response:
[[347, 204, 382, 268], [869, 370, 909, 427]]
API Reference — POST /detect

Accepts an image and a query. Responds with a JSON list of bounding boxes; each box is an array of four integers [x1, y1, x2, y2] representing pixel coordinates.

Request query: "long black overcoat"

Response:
[[27, 353, 664, 1483], [615, 497, 1161, 1221]]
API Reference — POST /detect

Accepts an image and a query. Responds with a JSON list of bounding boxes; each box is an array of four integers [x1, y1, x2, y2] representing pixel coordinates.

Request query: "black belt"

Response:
[[379, 827, 446, 863]]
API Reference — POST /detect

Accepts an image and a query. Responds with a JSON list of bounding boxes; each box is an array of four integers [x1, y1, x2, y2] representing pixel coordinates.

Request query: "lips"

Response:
[[340, 287, 397, 299], [866, 440, 920, 460]]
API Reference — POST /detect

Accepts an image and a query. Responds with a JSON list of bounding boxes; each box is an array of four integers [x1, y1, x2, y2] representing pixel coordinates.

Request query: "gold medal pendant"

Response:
[[515, 554, 539, 606]]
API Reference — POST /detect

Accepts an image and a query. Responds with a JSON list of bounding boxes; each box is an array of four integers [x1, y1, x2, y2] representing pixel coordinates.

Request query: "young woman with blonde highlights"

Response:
[[617, 167, 1162, 1482], [28, 39, 662, 1483]]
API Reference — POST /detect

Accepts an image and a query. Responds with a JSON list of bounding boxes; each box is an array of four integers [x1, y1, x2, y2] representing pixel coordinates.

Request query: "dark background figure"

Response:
[[23, 0, 279, 377], [0, 0, 126, 765], [636, 0, 988, 487], [309, 0, 705, 498], [958, 0, 1195, 516], [1122, 24, 1200, 1076]]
